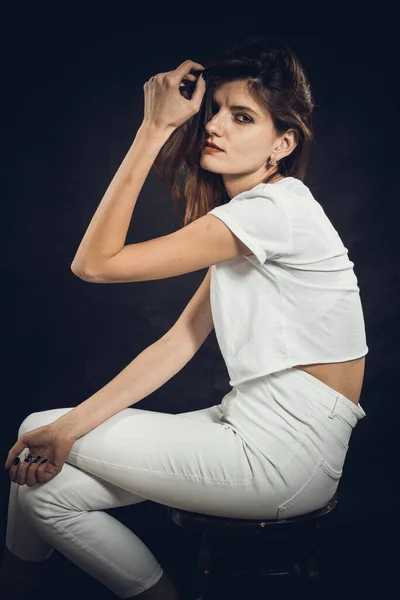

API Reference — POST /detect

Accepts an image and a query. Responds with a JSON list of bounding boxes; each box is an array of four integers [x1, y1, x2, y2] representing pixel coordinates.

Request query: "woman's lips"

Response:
[[203, 145, 223, 153]]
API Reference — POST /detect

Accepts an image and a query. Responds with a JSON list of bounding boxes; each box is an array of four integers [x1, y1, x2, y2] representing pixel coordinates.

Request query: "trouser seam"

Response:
[[68, 452, 260, 485], [45, 495, 141, 583], [118, 565, 164, 598], [309, 414, 349, 450]]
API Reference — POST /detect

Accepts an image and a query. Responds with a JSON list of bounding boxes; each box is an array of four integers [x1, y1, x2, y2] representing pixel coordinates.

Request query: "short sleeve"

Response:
[[207, 184, 292, 265]]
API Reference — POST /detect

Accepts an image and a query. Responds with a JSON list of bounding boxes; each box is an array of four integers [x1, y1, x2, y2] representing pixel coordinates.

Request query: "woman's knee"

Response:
[[18, 412, 40, 438], [17, 408, 75, 438], [17, 480, 37, 506]]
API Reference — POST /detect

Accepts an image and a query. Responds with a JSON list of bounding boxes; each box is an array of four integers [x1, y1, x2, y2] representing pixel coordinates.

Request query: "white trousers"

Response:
[[5, 367, 366, 597]]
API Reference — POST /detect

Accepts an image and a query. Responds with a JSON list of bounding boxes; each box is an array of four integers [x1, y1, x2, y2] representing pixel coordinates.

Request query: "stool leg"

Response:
[[293, 524, 322, 581], [190, 532, 212, 600]]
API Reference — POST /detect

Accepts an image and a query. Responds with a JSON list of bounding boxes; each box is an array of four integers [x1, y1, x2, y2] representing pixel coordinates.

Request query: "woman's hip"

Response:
[[220, 366, 367, 481]]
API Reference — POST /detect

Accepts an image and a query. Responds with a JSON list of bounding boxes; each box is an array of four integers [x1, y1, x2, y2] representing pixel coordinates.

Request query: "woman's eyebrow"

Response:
[[230, 105, 259, 117], [212, 100, 260, 117]]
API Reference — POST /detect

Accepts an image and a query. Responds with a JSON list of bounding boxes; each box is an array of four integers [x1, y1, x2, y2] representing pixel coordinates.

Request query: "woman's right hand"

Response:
[[4, 423, 76, 487]]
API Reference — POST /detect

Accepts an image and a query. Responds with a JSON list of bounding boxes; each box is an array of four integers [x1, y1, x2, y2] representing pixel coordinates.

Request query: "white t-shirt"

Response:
[[207, 176, 368, 387]]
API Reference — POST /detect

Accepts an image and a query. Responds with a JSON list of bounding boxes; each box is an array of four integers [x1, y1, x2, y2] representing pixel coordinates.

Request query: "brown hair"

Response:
[[152, 36, 316, 228]]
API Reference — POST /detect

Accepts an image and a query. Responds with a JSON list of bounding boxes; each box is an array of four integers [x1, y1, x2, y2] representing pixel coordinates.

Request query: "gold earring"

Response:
[[269, 157, 278, 166]]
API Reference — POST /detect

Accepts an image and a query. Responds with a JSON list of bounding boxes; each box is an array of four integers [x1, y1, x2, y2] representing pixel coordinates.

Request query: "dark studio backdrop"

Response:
[[1, 5, 397, 599]]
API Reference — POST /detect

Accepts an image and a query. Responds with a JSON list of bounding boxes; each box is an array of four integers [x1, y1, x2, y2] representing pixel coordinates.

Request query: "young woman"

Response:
[[1, 36, 368, 599]]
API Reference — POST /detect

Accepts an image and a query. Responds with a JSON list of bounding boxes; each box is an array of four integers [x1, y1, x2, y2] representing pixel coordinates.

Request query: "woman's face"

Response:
[[200, 79, 295, 199]]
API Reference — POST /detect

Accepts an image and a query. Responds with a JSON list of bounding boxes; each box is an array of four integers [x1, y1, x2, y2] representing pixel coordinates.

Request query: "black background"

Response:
[[1, 5, 397, 599]]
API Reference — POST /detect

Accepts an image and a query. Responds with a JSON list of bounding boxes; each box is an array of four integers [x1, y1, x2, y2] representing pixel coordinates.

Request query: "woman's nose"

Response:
[[206, 115, 222, 134]]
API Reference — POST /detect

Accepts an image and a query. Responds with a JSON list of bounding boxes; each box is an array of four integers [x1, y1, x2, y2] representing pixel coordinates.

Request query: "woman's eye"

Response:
[[235, 114, 252, 124], [210, 105, 252, 124]]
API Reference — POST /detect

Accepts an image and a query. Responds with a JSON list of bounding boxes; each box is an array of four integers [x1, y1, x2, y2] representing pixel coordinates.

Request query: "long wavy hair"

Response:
[[152, 36, 316, 228]]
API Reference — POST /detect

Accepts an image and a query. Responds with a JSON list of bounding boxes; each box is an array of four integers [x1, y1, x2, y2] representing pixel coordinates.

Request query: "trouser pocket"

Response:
[[277, 458, 341, 520]]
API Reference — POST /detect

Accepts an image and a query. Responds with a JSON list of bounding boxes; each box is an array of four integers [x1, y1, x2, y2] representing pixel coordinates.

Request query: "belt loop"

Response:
[[328, 395, 339, 419]]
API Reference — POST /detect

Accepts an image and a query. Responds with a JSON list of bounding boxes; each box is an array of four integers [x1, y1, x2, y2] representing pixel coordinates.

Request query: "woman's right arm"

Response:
[[52, 268, 214, 441]]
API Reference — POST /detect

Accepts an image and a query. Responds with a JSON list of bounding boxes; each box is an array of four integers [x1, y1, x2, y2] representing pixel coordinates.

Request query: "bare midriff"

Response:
[[292, 356, 366, 405]]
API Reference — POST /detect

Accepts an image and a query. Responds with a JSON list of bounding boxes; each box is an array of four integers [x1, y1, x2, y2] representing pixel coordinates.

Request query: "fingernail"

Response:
[[40, 459, 48, 465], [33, 456, 41, 463], [13, 458, 20, 465], [24, 455, 32, 462]]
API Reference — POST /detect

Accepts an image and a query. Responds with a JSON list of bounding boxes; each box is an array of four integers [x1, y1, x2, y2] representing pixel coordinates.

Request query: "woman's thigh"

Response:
[[16, 405, 270, 519]]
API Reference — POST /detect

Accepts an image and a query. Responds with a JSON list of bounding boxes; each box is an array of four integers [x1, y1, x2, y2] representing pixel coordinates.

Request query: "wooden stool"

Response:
[[167, 491, 338, 599]]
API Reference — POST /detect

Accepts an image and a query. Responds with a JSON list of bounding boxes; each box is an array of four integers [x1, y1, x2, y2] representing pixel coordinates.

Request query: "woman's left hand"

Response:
[[4, 423, 76, 487], [143, 59, 206, 133]]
